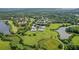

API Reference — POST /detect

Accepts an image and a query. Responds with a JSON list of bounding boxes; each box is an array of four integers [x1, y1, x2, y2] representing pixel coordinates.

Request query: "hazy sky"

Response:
[[0, 0, 79, 8]]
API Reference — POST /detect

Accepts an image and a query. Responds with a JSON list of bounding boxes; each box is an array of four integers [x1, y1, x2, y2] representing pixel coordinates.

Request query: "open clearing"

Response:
[[49, 23, 62, 30], [0, 40, 11, 50], [71, 35, 79, 45]]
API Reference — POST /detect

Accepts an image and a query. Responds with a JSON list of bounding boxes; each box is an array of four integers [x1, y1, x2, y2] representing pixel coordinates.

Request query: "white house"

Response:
[[38, 26, 45, 31], [31, 24, 37, 32]]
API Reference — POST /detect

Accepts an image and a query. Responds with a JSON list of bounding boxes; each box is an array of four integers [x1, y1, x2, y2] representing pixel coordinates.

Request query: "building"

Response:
[[16, 17, 28, 26], [31, 24, 37, 32], [38, 26, 45, 31]]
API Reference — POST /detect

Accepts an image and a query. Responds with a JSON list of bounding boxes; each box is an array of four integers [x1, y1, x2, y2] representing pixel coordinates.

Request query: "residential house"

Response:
[[16, 17, 28, 26], [31, 24, 37, 32], [38, 26, 45, 31]]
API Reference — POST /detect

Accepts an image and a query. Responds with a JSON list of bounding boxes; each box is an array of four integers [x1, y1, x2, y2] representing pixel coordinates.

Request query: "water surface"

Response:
[[0, 20, 10, 34], [56, 27, 72, 39]]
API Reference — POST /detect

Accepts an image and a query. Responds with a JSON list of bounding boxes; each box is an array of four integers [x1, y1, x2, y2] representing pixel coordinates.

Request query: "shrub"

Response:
[[10, 42, 17, 50], [16, 44, 24, 50], [28, 34, 31, 36], [58, 44, 63, 49], [33, 33, 36, 36], [65, 45, 79, 50], [66, 26, 79, 34]]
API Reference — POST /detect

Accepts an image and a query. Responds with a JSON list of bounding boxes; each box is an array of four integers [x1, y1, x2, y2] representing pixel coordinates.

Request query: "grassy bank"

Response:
[[8, 20, 18, 34]]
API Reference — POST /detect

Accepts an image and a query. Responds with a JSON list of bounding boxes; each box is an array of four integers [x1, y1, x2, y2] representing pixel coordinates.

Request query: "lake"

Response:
[[56, 27, 72, 39], [0, 20, 10, 34]]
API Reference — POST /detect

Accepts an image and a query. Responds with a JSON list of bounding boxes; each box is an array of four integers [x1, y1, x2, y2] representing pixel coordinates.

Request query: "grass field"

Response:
[[8, 20, 18, 33], [38, 31, 61, 50], [49, 23, 62, 30], [0, 40, 11, 50], [6, 35, 20, 42], [22, 31, 51, 46], [71, 35, 79, 45], [21, 23, 63, 49], [49, 23, 71, 30]]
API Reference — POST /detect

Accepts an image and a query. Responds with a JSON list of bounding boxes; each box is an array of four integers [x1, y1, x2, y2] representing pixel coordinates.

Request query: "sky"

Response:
[[0, 0, 79, 8]]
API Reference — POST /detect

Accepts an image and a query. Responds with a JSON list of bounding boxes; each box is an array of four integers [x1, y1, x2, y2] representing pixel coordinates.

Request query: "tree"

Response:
[[61, 39, 71, 44], [10, 41, 17, 50], [0, 33, 4, 38], [33, 33, 36, 36], [16, 44, 24, 50], [65, 45, 79, 50], [58, 44, 63, 49]]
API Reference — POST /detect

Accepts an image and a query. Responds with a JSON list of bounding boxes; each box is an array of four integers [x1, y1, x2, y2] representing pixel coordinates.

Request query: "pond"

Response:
[[56, 27, 72, 39], [0, 20, 10, 34]]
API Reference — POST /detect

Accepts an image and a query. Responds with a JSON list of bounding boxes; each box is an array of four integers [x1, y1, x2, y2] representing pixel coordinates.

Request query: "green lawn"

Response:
[[0, 40, 11, 50], [71, 35, 79, 45], [22, 31, 50, 46], [63, 23, 71, 26], [6, 35, 20, 42], [38, 31, 61, 50], [49, 23, 71, 30], [8, 20, 18, 33], [0, 35, 20, 50], [49, 23, 62, 30]]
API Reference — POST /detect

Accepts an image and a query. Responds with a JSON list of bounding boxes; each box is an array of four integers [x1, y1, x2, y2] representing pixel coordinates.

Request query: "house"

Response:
[[36, 19, 47, 26], [16, 17, 28, 26], [31, 24, 37, 32], [31, 17, 47, 32], [31, 24, 46, 32], [38, 26, 45, 31]]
